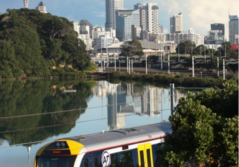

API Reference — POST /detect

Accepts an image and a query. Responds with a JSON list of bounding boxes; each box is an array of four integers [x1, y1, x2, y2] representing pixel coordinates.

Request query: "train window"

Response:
[[37, 156, 76, 167], [80, 156, 89, 167], [110, 154, 117, 167], [140, 151, 145, 167], [93, 157, 101, 167], [119, 151, 134, 167], [152, 143, 165, 167], [146, 149, 152, 167]]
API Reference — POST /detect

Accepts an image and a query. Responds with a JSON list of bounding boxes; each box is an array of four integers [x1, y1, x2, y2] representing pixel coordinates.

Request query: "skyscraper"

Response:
[[116, 9, 140, 41], [229, 15, 239, 44], [135, 3, 159, 34], [23, 0, 29, 8], [105, 0, 124, 30], [170, 13, 183, 33]]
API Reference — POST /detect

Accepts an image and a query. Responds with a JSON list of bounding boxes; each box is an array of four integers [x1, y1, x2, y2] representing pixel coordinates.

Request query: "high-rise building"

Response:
[[229, 15, 239, 44], [23, 0, 29, 8], [116, 9, 140, 41], [135, 3, 159, 34], [170, 13, 183, 33], [211, 23, 225, 35], [80, 20, 92, 37], [105, 0, 124, 30], [158, 24, 163, 33], [166, 28, 204, 46], [205, 23, 225, 44], [72, 21, 80, 35], [36, 1, 47, 13]]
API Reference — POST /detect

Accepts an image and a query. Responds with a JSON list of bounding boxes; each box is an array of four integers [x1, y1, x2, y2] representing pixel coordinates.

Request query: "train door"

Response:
[[137, 143, 154, 167]]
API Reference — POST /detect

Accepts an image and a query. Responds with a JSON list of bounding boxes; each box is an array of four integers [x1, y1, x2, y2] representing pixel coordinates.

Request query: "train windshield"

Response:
[[37, 156, 76, 167]]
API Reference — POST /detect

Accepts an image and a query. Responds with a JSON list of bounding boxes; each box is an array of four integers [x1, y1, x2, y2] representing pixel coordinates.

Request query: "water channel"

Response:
[[0, 80, 189, 167]]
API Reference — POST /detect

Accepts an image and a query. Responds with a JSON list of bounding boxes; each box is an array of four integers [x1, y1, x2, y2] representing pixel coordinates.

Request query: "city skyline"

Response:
[[0, 0, 238, 39]]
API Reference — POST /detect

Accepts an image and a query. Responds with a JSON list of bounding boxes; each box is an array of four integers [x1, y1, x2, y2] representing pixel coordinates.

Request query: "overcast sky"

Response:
[[0, 0, 238, 39]]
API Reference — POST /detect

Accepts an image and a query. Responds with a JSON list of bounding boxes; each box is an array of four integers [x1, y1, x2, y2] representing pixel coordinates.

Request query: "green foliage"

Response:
[[0, 9, 90, 78], [107, 72, 226, 87], [0, 80, 95, 145], [193, 45, 207, 55], [165, 80, 238, 166], [120, 39, 144, 57], [176, 40, 196, 55]]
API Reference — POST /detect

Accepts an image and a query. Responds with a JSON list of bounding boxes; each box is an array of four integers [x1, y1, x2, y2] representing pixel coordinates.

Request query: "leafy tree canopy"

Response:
[[164, 80, 238, 167], [176, 40, 196, 55], [0, 9, 90, 78], [120, 39, 144, 57]]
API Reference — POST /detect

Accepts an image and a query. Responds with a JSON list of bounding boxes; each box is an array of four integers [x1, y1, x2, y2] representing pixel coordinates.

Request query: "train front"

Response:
[[34, 140, 84, 167]]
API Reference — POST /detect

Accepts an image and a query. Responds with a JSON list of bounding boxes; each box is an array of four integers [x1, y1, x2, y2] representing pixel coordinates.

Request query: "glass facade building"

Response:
[[229, 15, 239, 44], [105, 0, 124, 30], [116, 9, 140, 41]]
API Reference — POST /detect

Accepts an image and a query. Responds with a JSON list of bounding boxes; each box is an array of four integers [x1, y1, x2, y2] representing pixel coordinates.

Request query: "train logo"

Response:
[[101, 150, 111, 166]]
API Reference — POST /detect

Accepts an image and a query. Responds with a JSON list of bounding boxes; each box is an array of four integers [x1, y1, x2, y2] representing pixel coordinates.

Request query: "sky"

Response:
[[0, 0, 238, 39]]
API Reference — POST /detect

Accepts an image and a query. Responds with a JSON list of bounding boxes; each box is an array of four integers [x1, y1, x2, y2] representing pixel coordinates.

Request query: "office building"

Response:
[[94, 34, 119, 52], [211, 23, 225, 35], [105, 0, 124, 30], [170, 13, 183, 33], [72, 21, 80, 35], [205, 23, 225, 44], [94, 27, 116, 39], [205, 30, 224, 44], [131, 25, 141, 39], [80, 20, 92, 36], [23, 0, 29, 8], [36, 1, 47, 13], [79, 34, 93, 51], [166, 28, 204, 46], [158, 24, 163, 33], [229, 15, 239, 44], [135, 3, 159, 34], [116, 9, 140, 41]]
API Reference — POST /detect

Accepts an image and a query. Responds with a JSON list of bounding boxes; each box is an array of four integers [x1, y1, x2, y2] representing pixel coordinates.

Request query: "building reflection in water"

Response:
[[92, 81, 185, 131]]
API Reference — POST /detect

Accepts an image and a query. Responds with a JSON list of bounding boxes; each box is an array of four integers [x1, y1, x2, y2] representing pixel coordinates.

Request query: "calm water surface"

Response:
[[0, 80, 187, 167]]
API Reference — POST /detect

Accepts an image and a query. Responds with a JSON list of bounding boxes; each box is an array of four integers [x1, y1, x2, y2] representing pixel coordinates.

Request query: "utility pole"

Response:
[[192, 56, 195, 77], [131, 58, 133, 73], [168, 54, 170, 74], [217, 57, 219, 77], [161, 43, 163, 70], [146, 54, 148, 74], [114, 54, 116, 71], [127, 57, 129, 72], [129, 59, 131, 74], [223, 59, 225, 80], [170, 83, 175, 115]]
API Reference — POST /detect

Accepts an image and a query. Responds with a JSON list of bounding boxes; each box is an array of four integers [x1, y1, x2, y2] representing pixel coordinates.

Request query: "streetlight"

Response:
[[200, 71, 202, 78]]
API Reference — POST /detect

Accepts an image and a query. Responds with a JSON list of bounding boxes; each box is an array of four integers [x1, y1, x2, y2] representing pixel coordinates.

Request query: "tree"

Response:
[[0, 40, 21, 77], [120, 39, 143, 57], [176, 40, 196, 55], [193, 45, 207, 55], [0, 9, 91, 77], [164, 80, 238, 166]]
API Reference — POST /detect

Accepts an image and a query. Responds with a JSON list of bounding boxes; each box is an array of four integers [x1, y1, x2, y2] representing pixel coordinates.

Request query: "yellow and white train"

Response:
[[34, 122, 171, 167]]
